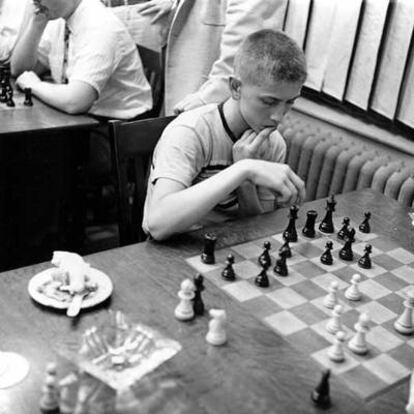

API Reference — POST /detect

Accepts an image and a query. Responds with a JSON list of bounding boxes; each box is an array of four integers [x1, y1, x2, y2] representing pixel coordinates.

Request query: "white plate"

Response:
[[28, 267, 113, 310]]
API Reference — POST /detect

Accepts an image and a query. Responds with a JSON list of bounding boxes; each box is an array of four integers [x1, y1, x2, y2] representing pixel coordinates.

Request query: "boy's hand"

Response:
[[136, 0, 174, 24], [245, 160, 306, 206], [233, 128, 274, 162]]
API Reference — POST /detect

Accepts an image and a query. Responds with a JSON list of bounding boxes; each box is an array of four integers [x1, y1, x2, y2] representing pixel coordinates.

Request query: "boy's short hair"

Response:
[[234, 29, 307, 85]]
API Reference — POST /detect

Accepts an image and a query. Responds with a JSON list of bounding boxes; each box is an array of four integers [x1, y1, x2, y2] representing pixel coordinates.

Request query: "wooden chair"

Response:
[[108, 116, 175, 245], [137, 44, 164, 118]]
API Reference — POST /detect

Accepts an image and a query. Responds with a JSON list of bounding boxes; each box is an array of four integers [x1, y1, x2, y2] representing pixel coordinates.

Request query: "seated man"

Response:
[[143, 29, 307, 240], [11, 0, 152, 120]]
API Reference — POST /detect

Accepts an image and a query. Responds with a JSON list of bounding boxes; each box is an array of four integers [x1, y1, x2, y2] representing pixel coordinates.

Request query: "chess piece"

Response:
[[319, 195, 336, 234], [193, 274, 205, 316], [359, 212, 371, 233], [283, 205, 299, 242], [344, 274, 362, 301], [337, 217, 350, 240], [221, 254, 236, 281], [406, 370, 414, 414], [348, 312, 370, 355], [201, 232, 217, 264], [320, 241, 334, 265], [328, 330, 346, 362], [326, 304, 344, 334], [339, 227, 355, 261], [311, 369, 331, 408], [279, 233, 292, 258], [358, 244, 372, 269], [255, 263, 270, 287], [174, 279, 195, 321], [59, 373, 80, 414], [324, 281, 338, 309], [205, 309, 227, 346], [273, 249, 288, 277], [394, 289, 414, 335], [258, 241, 272, 269], [302, 210, 318, 238], [40, 362, 59, 412], [24, 87, 33, 106]]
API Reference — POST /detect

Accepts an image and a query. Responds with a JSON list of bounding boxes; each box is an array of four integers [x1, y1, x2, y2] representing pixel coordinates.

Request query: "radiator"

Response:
[[279, 115, 414, 207]]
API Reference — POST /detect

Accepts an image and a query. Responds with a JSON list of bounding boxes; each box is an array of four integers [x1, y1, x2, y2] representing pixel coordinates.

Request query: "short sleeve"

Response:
[[150, 124, 207, 188], [69, 29, 120, 95], [37, 26, 53, 69]]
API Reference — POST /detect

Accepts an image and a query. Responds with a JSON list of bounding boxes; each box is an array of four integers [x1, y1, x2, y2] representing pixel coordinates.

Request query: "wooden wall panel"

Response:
[[322, 0, 362, 100], [397, 44, 414, 128], [304, 0, 337, 91], [370, 0, 414, 119], [283, 0, 312, 49]]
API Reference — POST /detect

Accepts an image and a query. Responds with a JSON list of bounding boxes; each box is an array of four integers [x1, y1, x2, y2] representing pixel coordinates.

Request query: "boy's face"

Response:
[[236, 78, 303, 133]]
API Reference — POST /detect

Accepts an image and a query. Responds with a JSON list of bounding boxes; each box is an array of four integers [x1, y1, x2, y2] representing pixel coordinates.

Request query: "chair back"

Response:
[[137, 44, 164, 118], [109, 116, 175, 245]]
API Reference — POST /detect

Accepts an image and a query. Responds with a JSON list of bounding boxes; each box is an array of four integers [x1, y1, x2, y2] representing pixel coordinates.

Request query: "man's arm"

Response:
[[10, 9, 48, 76], [146, 159, 304, 240], [15, 72, 97, 114], [173, 0, 287, 113]]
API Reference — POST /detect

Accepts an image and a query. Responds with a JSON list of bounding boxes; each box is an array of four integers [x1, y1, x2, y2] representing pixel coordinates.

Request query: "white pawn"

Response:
[[406, 369, 414, 414], [206, 309, 227, 346], [326, 304, 344, 334], [324, 281, 338, 309], [345, 274, 362, 301], [174, 279, 195, 321], [40, 362, 59, 411], [328, 330, 346, 362], [348, 312, 370, 355], [394, 289, 414, 335]]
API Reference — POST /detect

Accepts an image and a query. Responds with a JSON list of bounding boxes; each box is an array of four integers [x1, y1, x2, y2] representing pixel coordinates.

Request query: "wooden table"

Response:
[[0, 86, 98, 271], [0, 189, 413, 414]]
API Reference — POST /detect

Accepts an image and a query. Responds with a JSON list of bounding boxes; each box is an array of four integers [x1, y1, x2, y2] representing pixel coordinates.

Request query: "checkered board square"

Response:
[[186, 217, 414, 400]]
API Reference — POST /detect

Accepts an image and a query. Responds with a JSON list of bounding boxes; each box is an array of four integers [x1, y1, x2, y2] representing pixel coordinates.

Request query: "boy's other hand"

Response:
[[245, 160, 306, 206], [136, 0, 174, 24], [233, 127, 274, 162]]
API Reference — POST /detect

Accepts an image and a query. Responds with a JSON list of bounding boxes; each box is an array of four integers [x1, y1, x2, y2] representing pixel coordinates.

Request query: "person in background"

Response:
[[136, 0, 287, 115], [0, 0, 29, 63], [11, 0, 152, 178], [143, 30, 307, 240]]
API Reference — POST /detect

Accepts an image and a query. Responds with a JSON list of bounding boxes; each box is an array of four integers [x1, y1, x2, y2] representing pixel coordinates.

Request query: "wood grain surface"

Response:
[[0, 189, 412, 414]]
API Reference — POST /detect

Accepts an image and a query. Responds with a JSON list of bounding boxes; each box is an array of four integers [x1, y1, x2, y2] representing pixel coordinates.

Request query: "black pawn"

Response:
[[339, 227, 355, 261], [337, 217, 350, 240], [320, 241, 334, 265], [24, 88, 33, 106], [221, 254, 236, 281], [279, 233, 292, 258], [319, 195, 336, 234], [193, 274, 205, 316], [201, 232, 217, 264], [258, 241, 272, 269], [302, 210, 318, 238], [358, 244, 372, 269], [311, 369, 331, 408], [283, 205, 299, 242], [274, 249, 288, 277], [359, 212, 371, 233], [255, 263, 269, 288]]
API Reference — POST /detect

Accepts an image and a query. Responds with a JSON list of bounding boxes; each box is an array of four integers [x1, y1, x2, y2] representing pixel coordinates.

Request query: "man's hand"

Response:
[[173, 93, 205, 114], [16, 71, 41, 90], [136, 0, 174, 24], [233, 128, 274, 162], [32, 0, 49, 18]]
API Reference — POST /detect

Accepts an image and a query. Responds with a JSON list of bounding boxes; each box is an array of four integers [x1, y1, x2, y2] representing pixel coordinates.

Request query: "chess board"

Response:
[[186, 216, 414, 401]]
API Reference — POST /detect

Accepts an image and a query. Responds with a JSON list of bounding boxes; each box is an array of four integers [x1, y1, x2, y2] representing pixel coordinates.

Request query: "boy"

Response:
[[143, 29, 307, 240]]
